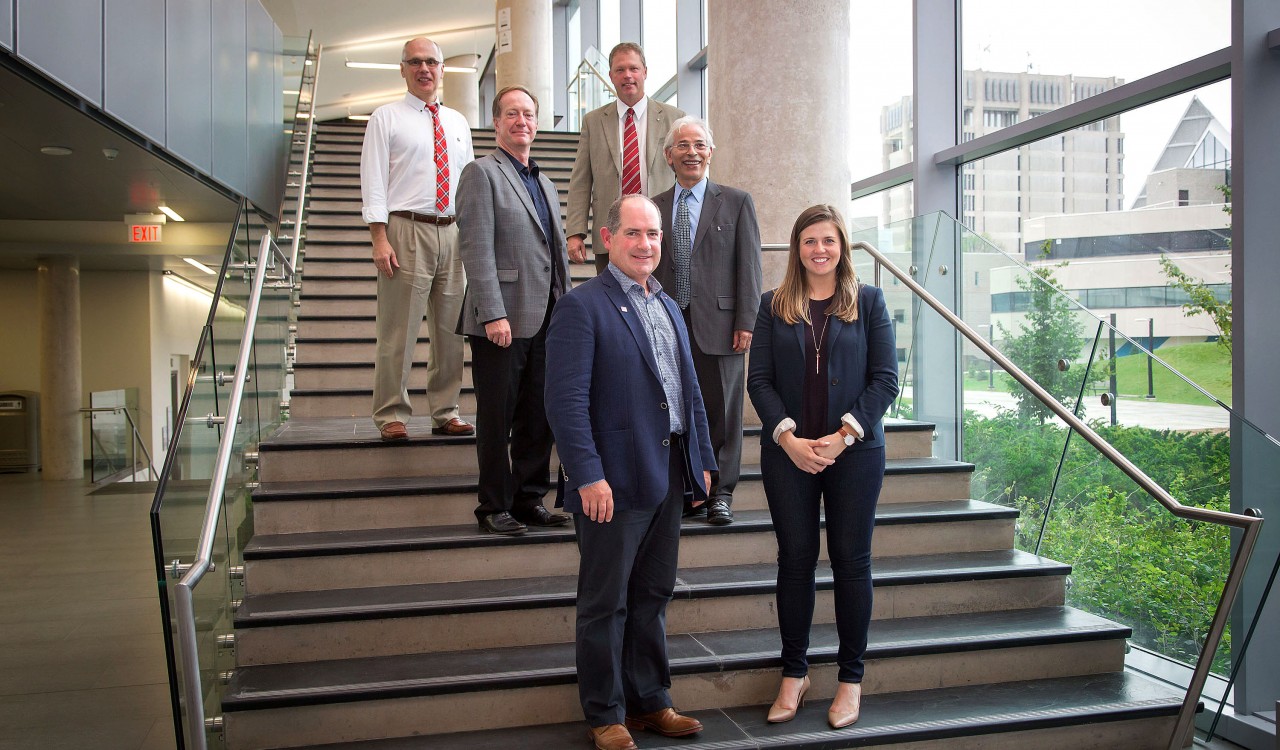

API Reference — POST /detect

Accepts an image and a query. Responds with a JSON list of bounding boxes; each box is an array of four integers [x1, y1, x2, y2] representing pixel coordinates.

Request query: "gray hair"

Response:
[[605, 194, 660, 236], [662, 116, 715, 153]]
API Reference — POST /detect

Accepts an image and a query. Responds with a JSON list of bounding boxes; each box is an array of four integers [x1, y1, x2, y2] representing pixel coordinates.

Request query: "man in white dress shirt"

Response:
[[361, 37, 475, 440]]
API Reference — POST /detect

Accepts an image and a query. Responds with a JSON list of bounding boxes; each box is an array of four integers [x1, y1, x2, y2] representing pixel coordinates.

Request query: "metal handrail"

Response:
[[81, 406, 157, 481], [173, 233, 292, 750], [287, 43, 322, 271], [853, 240, 1263, 750]]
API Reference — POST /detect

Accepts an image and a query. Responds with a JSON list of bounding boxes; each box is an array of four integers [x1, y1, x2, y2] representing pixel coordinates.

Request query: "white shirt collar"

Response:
[[616, 97, 648, 121]]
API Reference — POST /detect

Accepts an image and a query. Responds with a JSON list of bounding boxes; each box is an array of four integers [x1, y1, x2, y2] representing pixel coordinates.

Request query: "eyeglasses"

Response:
[[671, 141, 711, 153], [402, 58, 444, 68]]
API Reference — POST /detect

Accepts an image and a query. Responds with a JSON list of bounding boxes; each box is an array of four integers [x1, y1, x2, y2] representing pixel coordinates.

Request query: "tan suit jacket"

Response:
[[566, 98, 685, 254]]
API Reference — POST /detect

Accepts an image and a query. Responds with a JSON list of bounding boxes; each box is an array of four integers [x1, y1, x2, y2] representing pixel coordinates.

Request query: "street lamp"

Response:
[[1135, 317, 1155, 400]]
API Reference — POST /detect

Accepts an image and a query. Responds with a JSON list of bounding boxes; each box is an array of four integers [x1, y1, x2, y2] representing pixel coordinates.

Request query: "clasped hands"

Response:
[[780, 430, 846, 474]]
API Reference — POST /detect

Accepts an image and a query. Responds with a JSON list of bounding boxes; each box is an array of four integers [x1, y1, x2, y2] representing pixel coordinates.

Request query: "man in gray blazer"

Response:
[[457, 86, 572, 535], [567, 42, 685, 274], [653, 117, 762, 525]]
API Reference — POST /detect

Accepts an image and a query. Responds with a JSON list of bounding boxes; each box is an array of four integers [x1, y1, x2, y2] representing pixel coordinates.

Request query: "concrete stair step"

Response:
[[221, 606, 1129, 748], [233, 549, 1067, 665], [249, 419, 931, 532], [294, 337, 429, 362], [287, 386, 477, 419], [292, 360, 472, 390], [255, 418, 944, 484], [267, 672, 1183, 750], [241, 503, 1008, 594]]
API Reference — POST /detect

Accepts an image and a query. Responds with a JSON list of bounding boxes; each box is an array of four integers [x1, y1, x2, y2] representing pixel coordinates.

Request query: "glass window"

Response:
[[641, 0, 677, 96], [961, 0, 1228, 133], [852, 4, 912, 183]]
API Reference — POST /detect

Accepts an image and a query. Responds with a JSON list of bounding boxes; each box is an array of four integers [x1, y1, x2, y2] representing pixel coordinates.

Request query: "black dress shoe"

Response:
[[682, 504, 706, 518], [478, 511, 527, 535], [705, 499, 733, 525], [514, 504, 570, 527]]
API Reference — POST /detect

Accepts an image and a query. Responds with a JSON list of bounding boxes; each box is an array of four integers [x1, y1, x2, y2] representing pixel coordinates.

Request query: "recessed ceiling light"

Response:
[[40, 146, 73, 156], [283, 89, 301, 95], [157, 205, 186, 222], [348, 114, 372, 121], [304, 59, 313, 66], [183, 257, 217, 275]]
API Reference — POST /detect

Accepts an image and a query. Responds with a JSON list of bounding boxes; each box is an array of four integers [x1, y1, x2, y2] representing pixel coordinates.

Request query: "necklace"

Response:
[[809, 305, 831, 375]]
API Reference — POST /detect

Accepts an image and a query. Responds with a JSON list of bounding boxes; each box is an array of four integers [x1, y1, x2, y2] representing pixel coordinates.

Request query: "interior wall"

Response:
[[149, 273, 212, 470], [0, 270, 40, 393], [80, 271, 153, 462]]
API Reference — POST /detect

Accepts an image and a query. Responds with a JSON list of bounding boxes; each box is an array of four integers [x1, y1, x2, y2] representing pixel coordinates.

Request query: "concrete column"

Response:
[[707, 0, 848, 255], [37, 255, 83, 480], [443, 54, 481, 127], [495, 0, 554, 130]]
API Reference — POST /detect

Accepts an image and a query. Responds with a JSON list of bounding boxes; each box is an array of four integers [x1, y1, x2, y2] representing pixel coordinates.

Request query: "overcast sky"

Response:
[[849, 0, 1231, 208]]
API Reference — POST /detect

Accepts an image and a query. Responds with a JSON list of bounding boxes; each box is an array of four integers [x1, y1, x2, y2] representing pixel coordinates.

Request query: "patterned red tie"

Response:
[[621, 107, 641, 196], [427, 102, 449, 213]]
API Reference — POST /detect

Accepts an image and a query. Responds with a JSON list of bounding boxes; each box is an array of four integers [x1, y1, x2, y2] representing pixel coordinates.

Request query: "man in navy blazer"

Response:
[[546, 194, 715, 750]]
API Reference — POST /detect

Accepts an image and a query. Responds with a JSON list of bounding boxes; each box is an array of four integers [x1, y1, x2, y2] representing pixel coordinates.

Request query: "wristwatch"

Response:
[[837, 425, 856, 446]]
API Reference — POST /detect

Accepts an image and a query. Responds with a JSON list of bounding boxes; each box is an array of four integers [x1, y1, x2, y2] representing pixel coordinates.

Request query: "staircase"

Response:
[[223, 120, 1189, 749]]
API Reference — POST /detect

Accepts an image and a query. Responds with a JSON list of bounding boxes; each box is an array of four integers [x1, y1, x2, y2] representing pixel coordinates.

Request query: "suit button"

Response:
[[831, 378, 839, 386], [662, 438, 671, 447], [544, 266, 551, 272], [660, 402, 668, 410]]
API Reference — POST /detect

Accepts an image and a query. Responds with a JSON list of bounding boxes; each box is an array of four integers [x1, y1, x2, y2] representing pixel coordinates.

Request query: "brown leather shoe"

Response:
[[379, 421, 408, 441], [587, 724, 637, 750], [431, 417, 475, 436], [624, 707, 703, 737]]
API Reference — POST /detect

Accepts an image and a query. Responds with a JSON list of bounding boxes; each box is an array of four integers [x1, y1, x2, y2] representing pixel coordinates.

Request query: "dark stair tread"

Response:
[[258, 417, 931, 451], [271, 672, 1181, 749], [242, 502, 1012, 560], [222, 606, 1127, 710], [235, 549, 1067, 627]]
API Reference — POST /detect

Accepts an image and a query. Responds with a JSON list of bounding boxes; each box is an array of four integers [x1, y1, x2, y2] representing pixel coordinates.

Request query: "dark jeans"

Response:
[[761, 445, 884, 683], [573, 438, 686, 726]]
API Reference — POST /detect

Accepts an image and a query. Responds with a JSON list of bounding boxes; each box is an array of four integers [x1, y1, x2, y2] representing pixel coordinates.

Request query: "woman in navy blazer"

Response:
[[747, 204, 899, 729]]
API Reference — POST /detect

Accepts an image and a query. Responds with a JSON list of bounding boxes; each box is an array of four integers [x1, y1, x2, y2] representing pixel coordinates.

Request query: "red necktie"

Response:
[[427, 102, 450, 213], [621, 107, 641, 196]]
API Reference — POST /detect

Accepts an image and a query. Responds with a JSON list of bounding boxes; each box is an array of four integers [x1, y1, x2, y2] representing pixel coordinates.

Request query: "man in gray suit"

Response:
[[457, 86, 572, 535], [653, 117, 762, 525], [567, 42, 685, 274]]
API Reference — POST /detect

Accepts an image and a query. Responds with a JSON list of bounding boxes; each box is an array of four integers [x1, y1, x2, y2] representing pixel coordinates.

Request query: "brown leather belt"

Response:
[[389, 210, 455, 226]]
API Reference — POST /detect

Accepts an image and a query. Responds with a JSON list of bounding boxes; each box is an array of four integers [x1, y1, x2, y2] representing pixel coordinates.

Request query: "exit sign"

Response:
[[130, 224, 162, 242]]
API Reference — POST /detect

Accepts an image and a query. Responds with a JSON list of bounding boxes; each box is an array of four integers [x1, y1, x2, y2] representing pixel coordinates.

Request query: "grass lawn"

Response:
[[961, 342, 1231, 407]]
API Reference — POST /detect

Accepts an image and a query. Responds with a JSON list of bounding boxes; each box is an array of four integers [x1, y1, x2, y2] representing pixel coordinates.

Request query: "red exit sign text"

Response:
[[130, 224, 162, 243]]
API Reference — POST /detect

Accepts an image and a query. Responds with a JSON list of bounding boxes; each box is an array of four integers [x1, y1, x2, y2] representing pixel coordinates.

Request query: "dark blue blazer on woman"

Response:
[[747, 284, 899, 451], [546, 271, 717, 513]]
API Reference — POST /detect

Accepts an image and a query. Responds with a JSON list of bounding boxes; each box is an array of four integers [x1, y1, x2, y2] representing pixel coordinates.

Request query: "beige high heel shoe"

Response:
[[827, 682, 862, 729], [766, 675, 811, 723]]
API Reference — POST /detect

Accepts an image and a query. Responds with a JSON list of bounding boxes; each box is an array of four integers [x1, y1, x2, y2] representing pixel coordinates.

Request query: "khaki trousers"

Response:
[[372, 215, 465, 428]]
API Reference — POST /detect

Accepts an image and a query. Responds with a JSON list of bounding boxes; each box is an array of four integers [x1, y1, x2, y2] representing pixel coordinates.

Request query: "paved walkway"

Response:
[[913, 388, 1232, 431]]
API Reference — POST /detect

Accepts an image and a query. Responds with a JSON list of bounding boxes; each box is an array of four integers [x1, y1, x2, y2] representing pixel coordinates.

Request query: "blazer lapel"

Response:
[[600, 106, 622, 175], [691, 181, 721, 253], [646, 101, 669, 176], [602, 274, 661, 380], [791, 319, 807, 357], [493, 152, 545, 240]]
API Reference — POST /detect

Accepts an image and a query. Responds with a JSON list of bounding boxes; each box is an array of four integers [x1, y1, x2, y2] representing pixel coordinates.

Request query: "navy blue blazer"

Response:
[[747, 285, 899, 451], [545, 270, 717, 513]]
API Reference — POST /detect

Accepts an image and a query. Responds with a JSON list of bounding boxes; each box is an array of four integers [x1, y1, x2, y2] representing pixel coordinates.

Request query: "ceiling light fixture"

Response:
[[345, 59, 477, 73], [283, 89, 301, 95], [157, 205, 186, 222], [40, 146, 73, 156], [163, 270, 215, 299], [183, 258, 217, 275], [348, 114, 372, 121]]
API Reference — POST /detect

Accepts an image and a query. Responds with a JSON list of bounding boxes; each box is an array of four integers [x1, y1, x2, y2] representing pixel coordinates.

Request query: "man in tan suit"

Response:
[[566, 42, 685, 274]]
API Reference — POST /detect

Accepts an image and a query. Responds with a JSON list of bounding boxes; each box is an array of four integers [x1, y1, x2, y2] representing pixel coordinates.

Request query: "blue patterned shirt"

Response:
[[607, 263, 685, 434]]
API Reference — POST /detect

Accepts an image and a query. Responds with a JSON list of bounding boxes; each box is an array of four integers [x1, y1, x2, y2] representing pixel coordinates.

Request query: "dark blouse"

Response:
[[799, 297, 832, 439]]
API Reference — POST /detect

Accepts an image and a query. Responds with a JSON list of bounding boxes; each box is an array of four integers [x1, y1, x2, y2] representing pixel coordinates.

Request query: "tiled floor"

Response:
[[0, 472, 175, 750]]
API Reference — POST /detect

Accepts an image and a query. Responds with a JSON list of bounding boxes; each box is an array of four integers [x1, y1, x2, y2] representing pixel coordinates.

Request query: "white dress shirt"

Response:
[[615, 97, 650, 196], [360, 92, 474, 223]]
